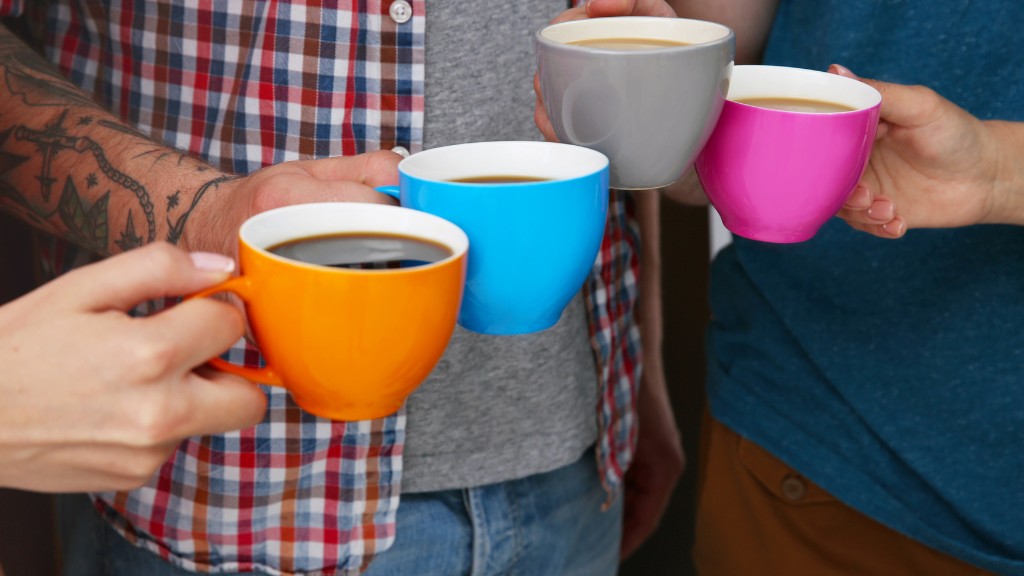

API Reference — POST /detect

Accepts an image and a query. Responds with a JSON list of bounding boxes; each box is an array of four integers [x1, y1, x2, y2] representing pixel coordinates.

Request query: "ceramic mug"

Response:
[[191, 202, 468, 421], [695, 65, 882, 243], [536, 16, 734, 190], [377, 141, 609, 335]]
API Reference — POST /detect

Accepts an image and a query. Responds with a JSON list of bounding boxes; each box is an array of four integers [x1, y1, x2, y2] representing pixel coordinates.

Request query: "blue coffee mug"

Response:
[[377, 141, 609, 335]]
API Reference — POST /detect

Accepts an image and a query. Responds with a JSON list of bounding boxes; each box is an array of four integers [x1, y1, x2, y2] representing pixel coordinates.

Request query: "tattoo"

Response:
[[166, 175, 237, 244], [0, 30, 99, 110], [115, 210, 143, 252], [57, 178, 109, 253], [13, 114, 157, 243], [0, 28, 229, 254]]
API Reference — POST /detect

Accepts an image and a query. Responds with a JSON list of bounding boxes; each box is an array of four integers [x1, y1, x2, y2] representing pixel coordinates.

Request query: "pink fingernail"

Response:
[[190, 252, 235, 273], [830, 64, 856, 78]]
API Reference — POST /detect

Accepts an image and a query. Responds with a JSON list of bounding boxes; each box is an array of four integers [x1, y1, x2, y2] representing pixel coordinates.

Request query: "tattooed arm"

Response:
[[0, 25, 397, 257]]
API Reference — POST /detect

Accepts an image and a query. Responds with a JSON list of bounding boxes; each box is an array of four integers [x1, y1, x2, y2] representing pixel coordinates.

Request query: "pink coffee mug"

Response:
[[695, 65, 882, 243]]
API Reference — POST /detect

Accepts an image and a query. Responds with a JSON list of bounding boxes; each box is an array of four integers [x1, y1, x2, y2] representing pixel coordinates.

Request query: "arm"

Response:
[[620, 190, 685, 559], [0, 25, 396, 258], [833, 64, 1024, 237], [668, 0, 779, 65]]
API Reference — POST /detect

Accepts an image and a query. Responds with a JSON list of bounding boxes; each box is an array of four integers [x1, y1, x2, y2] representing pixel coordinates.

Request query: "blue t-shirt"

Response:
[[707, 2, 1024, 574]]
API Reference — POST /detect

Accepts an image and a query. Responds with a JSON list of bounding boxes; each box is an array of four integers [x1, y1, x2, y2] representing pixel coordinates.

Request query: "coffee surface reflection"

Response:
[[269, 232, 452, 269]]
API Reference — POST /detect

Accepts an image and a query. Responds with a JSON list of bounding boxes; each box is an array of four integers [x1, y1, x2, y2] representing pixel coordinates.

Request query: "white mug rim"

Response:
[[397, 141, 609, 184], [726, 64, 882, 113], [536, 16, 734, 52], [238, 202, 469, 274]]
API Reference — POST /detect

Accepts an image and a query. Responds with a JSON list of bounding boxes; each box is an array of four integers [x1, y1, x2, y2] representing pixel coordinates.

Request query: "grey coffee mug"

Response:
[[536, 17, 734, 190]]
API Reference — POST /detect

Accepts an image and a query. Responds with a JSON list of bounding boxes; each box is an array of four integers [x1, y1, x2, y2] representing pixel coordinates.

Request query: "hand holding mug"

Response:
[[187, 151, 402, 258], [833, 65, 1024, 237], [695, 65, 882, 243], [0, 243, 265, 492]]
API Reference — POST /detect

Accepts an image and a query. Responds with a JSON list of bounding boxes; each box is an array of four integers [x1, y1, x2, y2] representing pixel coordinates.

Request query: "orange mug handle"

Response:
[[187, 276, 285, 387]]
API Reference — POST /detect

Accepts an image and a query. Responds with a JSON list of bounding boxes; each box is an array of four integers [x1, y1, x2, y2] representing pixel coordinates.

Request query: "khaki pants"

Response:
[[693, 411, 993, 575]]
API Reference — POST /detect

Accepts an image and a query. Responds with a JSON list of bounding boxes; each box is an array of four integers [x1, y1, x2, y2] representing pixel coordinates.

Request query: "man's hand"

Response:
[[187, 150, 402, 256]]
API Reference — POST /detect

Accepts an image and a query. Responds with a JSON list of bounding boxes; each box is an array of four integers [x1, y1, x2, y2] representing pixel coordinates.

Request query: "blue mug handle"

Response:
[[376, 185, 401, 201]]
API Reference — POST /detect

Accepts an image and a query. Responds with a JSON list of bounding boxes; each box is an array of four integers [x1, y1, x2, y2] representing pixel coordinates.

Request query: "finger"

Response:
[[300, 176, 400, 205], [54, 243, 235, 313], [586, 0, 675, 18], [534, 75, 560, 143], [865, 196, 896, 222], [829, 64, 940, 129], [843, 183, 873, 210], [881, 216, 907, 238], [13, 442, 180, 492], [138, 296, 246, 371], [550, 4, 588, 24], [835, 208, 874, 225], [173, 368, 267, 438], [290, 150, 402, 188], [839, 217, 904, 239], [836, 196, 896, 225]]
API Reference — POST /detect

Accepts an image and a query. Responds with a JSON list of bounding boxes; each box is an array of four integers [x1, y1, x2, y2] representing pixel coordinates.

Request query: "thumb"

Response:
[[586, 0, 675, 17], [55, 243, 235, 312], [829, 64, 933, 130]]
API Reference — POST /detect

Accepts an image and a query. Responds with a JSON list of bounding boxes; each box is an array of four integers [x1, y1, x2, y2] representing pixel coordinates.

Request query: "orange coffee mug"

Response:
[[193, 202, 468, 421]]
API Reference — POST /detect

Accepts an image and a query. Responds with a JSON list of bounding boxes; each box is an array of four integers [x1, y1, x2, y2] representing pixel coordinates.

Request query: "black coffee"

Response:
[[568, 37, 690, 50], [268, 232, 452, 270], [448, 175, 550, 184]]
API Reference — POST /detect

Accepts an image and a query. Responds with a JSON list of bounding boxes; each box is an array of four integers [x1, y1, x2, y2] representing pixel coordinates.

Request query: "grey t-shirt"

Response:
[[401, 0, 599, 493]]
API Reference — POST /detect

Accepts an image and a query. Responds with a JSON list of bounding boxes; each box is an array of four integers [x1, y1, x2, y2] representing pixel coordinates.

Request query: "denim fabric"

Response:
[[59, 447, 622, 576]]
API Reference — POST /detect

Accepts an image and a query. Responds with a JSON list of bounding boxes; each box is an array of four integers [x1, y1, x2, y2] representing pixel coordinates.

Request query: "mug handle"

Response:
[[186, 276, 286, 387], [376, 185, 401, 200]]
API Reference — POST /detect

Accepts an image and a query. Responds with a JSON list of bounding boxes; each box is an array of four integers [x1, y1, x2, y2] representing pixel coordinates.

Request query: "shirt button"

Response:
[[781, 474, 807, 501], [391, 145, 410, 158], [389, 0, 412, 24]]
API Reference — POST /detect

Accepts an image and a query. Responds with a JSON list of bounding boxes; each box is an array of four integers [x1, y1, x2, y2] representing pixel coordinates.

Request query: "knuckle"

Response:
[[125, 337, 179, 382], [115, 449, 173, 487], [141, 242, 184, 272]]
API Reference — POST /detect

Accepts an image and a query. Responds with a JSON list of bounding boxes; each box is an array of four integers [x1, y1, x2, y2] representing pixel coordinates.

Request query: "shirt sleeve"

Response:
[[0, 0, 25, 17]]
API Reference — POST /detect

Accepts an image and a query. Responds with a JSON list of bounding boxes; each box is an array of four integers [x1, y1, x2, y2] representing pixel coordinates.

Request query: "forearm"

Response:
[[669, 0, 779, 64], [0, 25, 236, 256], [636, 190, 666, 391], [986, 120, 1024, 226]]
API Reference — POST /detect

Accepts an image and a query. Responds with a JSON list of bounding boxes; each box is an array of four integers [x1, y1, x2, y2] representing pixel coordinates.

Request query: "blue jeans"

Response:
[[59, 447, 623, 576]]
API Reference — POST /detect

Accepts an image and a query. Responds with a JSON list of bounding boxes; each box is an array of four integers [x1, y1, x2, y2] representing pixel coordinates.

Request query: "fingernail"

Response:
[[830, 64, 856, 78], [882, 220, 906, 237], [190, 252, 236, 273]]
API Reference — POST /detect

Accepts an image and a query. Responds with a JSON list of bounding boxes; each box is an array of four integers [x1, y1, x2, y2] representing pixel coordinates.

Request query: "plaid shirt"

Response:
[[12, 1, 643, 573]]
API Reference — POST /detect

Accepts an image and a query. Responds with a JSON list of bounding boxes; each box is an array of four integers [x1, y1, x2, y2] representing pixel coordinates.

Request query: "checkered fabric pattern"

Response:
[[15, 1, 643, 573]]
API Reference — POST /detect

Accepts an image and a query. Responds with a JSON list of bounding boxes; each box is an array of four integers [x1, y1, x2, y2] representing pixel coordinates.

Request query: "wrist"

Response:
[[175, 171, 242, 255], [984, 120, 1024, 226]]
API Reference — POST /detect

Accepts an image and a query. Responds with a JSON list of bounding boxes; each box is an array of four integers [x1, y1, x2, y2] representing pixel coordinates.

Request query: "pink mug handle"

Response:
[[187, 276, 285, 387]]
